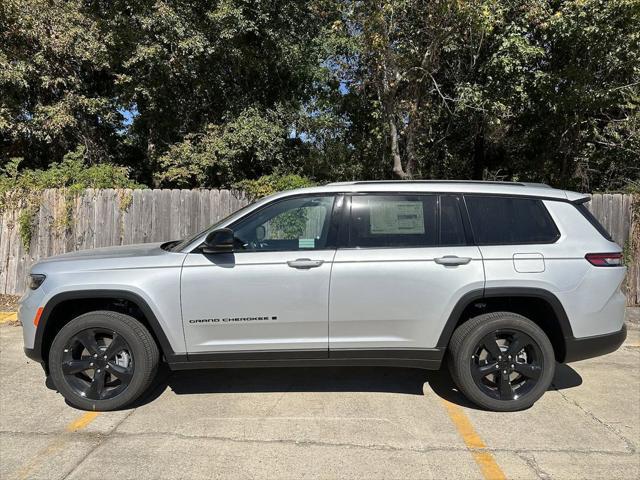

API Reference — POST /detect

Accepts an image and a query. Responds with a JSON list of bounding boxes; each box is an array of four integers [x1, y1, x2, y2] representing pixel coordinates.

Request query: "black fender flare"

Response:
[[30, 289, 182, 365], [435, 287, 574, 354]]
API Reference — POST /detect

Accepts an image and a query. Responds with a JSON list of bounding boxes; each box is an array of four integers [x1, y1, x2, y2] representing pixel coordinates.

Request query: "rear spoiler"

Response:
[[565, 191, 591, 204]]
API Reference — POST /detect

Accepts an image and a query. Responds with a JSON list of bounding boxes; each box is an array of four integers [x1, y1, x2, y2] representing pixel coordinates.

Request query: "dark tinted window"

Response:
[[465, 196, 560, 245]]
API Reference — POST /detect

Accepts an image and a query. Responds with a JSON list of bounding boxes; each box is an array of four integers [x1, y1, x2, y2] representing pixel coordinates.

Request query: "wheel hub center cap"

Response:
[[499, 360, 513, 372]]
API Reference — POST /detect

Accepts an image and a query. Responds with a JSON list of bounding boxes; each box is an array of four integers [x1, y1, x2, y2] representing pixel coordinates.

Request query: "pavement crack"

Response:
[[516, 452, 552, 480], [61, 408, 136, 480], [551, 383, 637, 454], [4, 429, 636, 458]]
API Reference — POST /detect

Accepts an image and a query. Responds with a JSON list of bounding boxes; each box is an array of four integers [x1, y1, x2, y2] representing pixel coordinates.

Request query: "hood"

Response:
[[29, 241, 186, 291], [36, 242, 169, 264]]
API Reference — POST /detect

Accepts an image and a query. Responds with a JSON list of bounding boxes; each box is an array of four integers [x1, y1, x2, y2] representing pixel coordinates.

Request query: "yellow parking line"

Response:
[[15, 412, 100, 479], [0, 311, 17, 323], [65, 411, 100, 431], [441, 399, 506, 480]]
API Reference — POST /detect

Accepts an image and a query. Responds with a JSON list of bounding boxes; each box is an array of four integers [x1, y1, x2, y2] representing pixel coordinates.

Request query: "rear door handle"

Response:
[[287, 258, 324, 269], [434, 255, 472, 266]]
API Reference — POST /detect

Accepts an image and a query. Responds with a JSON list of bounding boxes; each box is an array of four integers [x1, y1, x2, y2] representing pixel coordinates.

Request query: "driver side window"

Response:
[[232, 195, 335, 252]]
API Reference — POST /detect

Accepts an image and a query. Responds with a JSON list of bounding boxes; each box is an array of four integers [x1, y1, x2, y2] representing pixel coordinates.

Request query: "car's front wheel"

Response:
[[49, 310, 159, 411], [448, 312, 555, 412]]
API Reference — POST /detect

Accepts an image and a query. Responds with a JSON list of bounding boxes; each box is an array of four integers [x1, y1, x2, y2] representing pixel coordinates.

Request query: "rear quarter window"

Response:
[[464, 195, 560, 245], [574, 203, 613, 241]]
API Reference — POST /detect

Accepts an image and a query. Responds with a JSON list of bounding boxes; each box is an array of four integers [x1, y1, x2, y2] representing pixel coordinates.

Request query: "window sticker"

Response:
[[369, 200, 425, 234], [298, 238, 315, 249]]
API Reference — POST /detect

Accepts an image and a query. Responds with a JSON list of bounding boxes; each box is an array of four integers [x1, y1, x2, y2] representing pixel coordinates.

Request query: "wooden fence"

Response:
[[0, 189, 248, 295], [590, 194, 639, 306], [0, 190, 638, 304]]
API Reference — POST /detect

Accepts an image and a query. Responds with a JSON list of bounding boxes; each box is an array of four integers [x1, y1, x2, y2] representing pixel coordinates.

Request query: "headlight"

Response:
[[28, 274, 46, 290]]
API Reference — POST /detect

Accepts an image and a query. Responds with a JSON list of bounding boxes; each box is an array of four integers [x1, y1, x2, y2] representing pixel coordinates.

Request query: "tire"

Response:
[[49, 310, 160, 411], [448, 312, 555, 412]]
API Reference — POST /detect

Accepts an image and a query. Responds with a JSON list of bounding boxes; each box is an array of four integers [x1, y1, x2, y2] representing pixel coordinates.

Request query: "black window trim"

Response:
[[463, 194, 562, 246], [442, 193, 475, 247], [340, 192, 474, 250]]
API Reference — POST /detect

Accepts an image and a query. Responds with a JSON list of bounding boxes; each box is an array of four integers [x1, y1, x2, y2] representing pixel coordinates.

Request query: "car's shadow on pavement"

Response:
[[131, 362, 583, 411]]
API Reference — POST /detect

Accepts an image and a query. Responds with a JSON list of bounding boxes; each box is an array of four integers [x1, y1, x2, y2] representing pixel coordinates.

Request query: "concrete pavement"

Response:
[[1, 320, 639, 479]]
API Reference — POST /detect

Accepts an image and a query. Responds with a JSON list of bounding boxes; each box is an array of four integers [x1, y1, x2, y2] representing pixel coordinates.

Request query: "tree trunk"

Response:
[[389, 117, 408, 179], [147, 129, 161, 188], [405, 96, 423, 179], [405, 123, 417, 179]]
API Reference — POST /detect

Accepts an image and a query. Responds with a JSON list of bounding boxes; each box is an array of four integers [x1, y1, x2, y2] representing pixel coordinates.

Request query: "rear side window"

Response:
[[465, 196, 560, 245], [349, 195, 437, 248], [347, 194, 468, 248]]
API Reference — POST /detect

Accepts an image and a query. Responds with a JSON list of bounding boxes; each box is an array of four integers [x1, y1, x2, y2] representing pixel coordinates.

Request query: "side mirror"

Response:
[[202, 228, 234, 253]]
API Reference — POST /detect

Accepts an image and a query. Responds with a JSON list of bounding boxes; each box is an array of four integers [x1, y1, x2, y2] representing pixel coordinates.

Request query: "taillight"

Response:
[[585, 252, 624, 267]]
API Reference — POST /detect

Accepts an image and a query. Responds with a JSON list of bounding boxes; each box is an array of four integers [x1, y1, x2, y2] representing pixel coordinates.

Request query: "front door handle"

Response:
[[434, 255, 472, 266], [287, 258, 324, 269]]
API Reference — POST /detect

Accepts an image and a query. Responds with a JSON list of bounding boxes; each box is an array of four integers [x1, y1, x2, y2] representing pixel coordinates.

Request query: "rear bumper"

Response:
[[564, 325, 627, 363]]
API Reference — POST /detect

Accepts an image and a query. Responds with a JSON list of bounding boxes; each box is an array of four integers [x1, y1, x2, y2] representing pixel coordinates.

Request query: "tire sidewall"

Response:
[[454, 315, 556, 411], [49, 312, 152, 411]]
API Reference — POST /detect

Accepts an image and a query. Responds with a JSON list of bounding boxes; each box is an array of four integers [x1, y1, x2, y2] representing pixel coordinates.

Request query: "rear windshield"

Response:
[[465, 195, 560, 245], [575, 203, 613, 241]]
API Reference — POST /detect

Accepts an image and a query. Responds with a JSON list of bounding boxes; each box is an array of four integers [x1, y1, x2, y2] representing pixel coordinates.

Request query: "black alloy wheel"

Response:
[[49, 310, 159, 411], [470, 329, 543, 401], [62, 328, 135, 401], [448, 311, 555, 411]]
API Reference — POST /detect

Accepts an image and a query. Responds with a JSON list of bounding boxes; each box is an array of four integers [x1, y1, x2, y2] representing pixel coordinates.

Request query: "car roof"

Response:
[[268, 180, 587, 202]]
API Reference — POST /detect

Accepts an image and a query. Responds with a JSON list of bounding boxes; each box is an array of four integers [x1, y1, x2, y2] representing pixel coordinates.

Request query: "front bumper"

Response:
[[24, 347, 48, 374], [24, 346, 41, 362], [564, 325, 627, 363], [18, 285, 46, 350]]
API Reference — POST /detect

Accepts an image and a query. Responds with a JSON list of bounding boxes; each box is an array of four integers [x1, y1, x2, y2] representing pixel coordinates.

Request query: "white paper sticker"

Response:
[[369, 200, 425, 234]]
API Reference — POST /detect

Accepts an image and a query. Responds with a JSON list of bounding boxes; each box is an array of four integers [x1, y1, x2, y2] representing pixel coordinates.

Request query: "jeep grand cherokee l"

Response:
[[20, 181, 627, 412]]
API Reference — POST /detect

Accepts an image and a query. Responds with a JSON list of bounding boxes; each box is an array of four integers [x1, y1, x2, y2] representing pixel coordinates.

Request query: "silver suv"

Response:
[[20, 181, 627, 412]]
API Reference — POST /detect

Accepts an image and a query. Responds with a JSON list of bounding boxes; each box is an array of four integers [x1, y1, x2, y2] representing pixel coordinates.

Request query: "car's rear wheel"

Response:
[[448, 312, 555, 411], [49, 310, 159, 411]]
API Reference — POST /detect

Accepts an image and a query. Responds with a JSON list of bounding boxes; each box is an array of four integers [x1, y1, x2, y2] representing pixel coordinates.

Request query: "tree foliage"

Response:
[[1, 0, 639, 192], [235, 173, 316, 200], [156, 106, 289, 187], [0, 146, 141, 199]]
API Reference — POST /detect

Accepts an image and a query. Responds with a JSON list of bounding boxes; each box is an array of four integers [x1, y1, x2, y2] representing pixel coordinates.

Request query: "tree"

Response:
[[98, 0, 341, 184], [1, 0, 638, 191], [0, 0, 122, 168], [155, 106, 288, 187]]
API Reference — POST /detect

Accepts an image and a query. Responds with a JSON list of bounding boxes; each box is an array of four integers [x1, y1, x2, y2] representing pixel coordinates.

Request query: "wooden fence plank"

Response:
[[198, 190, 209, 232]]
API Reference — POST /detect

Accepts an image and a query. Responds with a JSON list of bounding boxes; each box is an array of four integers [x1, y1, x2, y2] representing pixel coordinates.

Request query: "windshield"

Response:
[[166, 201, 257, 252]]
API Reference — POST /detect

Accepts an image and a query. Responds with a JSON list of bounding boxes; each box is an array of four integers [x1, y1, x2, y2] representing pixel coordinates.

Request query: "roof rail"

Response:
[[327, 180, 550, 187], [521, 182, 552, 189]]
